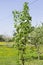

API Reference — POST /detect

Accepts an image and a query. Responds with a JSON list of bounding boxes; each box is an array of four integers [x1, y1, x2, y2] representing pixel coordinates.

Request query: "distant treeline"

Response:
[[0, 35, 13, 42]]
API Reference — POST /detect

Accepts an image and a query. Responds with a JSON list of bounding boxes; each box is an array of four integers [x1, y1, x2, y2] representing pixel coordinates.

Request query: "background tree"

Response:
[[0, 35, 5, 42], [30, 25, 43, 60]]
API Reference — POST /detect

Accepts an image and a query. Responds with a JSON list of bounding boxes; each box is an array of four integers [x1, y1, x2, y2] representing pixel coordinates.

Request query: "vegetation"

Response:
[[0, 35, 12, 42], [0, 1, 43, 65], [29, 24, 43, 60], [12, 2, 34, 65], [0, 35, 5, 42], [0, 42, 43, 65], [12, 2, 43, 65]]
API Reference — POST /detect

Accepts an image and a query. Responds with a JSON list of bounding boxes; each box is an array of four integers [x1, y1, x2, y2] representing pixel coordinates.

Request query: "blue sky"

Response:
[[0, 0, 43, 36]]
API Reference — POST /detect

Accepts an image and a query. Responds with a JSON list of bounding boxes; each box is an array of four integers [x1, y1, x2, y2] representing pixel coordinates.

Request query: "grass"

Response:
[[0, 42, 43, 65], [25, 60, 43, 65], [0, 42, 18, 65]]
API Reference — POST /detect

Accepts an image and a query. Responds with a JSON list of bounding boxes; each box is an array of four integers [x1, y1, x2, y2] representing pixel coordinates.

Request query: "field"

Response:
[[0, 42, 43, 65]]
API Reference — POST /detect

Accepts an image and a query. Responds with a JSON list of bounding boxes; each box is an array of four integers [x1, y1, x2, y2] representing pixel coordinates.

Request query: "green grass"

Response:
[[0, 42, 18, 65], [25, 60, 43, 65], [0, 42, 43, 65]]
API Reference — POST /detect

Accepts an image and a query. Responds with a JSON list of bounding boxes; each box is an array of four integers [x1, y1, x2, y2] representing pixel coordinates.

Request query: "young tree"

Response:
[[12, 2, 33, 65]]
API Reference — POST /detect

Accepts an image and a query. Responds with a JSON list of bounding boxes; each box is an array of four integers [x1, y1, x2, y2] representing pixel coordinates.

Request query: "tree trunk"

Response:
[[35, 43, 40, 60], [37, 45, 40, 60], [21, 50, 25, 65]]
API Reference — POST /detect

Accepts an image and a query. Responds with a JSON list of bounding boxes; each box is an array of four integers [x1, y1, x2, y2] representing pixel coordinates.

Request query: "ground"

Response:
[[0, 42, 43, 65]]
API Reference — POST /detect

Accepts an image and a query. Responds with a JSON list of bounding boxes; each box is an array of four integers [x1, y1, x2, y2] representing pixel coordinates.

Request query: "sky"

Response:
[[0, 0, 43, 37]]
